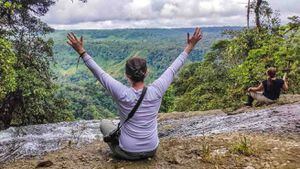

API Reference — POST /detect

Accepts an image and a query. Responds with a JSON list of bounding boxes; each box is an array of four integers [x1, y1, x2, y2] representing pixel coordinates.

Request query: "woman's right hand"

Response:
[[67, 32, 86, 56], [248, 87, 253, 92], [184, 27, 203, 54], [283, 73, 288, 81]]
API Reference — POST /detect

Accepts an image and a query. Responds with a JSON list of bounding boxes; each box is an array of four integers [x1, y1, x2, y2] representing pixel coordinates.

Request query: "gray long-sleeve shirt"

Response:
[[82, 51, 188, 152]]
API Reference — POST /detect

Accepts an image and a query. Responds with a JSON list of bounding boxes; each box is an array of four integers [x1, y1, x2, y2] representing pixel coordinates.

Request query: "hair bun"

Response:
[[133, 69, 145, 78], [125, 57, 147, 82]]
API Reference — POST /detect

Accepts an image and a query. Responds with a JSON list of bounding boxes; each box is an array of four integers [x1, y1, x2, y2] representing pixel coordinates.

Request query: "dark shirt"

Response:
[[262, 79, 284, 100]]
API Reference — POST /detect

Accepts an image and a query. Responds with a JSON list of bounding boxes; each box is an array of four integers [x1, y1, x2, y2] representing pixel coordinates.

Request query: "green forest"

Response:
[[0, 0, 299, 130]]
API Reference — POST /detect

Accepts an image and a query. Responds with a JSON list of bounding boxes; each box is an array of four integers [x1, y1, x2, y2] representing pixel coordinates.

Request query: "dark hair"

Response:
[[266, 67, 276, 87], [125, 57, 147, 83]]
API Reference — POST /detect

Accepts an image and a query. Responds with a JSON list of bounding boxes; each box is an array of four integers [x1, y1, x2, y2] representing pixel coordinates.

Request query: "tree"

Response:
[[249, 0, 279, 31], [247, 0, 251, 29], [255, 0, 263, 30], [0, 38, 17, 128], [0, 38, 16, 100], [0, 0, 74, 129]]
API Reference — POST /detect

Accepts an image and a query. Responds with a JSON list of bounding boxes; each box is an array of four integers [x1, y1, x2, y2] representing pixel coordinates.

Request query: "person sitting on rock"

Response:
[[66, 28, 203, 160], [245, 67, 288, 107]]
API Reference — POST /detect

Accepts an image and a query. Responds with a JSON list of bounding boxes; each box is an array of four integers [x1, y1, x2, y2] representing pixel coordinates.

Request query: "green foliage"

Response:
[[0, 38, 16, 100], [198, 136, 213, 162], [230, 136, 254, 156], [0, 0, 22, 16], [160, 85, 175, 113], [201, 142, 212, 162], [174, 40, 232, 111], [4, 36, 74, 127], [0, 0, 73, 129], [173, 16, 300, 111], [230, 25, 300, 94], [174, 63, 230, 111]]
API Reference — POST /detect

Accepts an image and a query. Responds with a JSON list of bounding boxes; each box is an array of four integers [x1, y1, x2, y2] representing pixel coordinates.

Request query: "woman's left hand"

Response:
[[184, 27, 203, 54], [67, 32, 86, 56]]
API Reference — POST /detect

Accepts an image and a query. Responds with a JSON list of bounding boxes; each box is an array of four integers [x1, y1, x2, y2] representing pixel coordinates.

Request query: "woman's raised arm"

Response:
[[67, 32, 127, 100], [151, 27, 203, 96]]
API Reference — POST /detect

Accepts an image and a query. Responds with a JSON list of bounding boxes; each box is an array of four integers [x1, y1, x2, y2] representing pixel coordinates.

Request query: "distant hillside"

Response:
[[50, 27, 241, 81], [49, 27, 241, 120]]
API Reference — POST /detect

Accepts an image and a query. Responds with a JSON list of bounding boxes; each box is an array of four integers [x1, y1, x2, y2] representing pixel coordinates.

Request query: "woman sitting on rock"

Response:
[[245, 67, 288, 107], [67, 28, 203, 160]]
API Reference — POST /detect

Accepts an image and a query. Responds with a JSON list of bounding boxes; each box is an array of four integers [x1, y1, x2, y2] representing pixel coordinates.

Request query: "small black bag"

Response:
[[103, 127, 120, 144], [103, 87, 147, 144]]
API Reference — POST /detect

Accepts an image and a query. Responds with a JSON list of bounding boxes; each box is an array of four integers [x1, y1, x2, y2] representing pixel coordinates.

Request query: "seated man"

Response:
[[245, 67, 288, 107]]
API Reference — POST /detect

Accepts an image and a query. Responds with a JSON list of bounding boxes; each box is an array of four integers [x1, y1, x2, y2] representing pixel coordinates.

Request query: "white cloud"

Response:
[[41, 0, 300, 29]]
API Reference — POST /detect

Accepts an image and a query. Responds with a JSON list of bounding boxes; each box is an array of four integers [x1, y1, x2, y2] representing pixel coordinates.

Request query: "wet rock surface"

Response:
[[0, 103, 299, 163], [159, 103, 300, 137], [0, 120, 104, 162]]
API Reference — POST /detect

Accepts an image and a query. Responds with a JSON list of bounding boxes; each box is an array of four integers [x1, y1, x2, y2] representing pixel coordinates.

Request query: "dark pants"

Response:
[[100, 119, 157, 160]]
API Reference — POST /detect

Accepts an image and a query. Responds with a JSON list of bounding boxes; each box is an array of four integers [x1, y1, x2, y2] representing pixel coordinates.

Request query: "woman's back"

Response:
[[262, 78, 284, 100], [117, 86, 162, 152], [116, 50, 189, 152], [82, 51, 189, 152]]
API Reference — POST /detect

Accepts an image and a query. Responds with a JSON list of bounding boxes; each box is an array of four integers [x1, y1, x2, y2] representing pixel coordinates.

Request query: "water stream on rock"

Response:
[[0, 103, 299, 163]]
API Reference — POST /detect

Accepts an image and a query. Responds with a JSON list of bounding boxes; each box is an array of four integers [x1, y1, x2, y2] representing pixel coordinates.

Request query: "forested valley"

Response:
[[0, 0, 299, 130]]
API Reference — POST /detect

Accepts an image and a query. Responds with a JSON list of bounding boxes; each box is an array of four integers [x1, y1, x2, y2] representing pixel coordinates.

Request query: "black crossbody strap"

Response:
[[116, 87, 147, 131]]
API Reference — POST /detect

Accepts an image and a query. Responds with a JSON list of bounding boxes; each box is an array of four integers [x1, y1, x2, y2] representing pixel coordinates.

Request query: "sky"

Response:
[[42, 0, 300, 29]]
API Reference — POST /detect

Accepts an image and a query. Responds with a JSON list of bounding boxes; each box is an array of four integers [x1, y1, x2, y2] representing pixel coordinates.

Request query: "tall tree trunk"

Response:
[[0, 90, 23, 130], [247, 0, 251, 29], [255, 0, 262, 31]]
